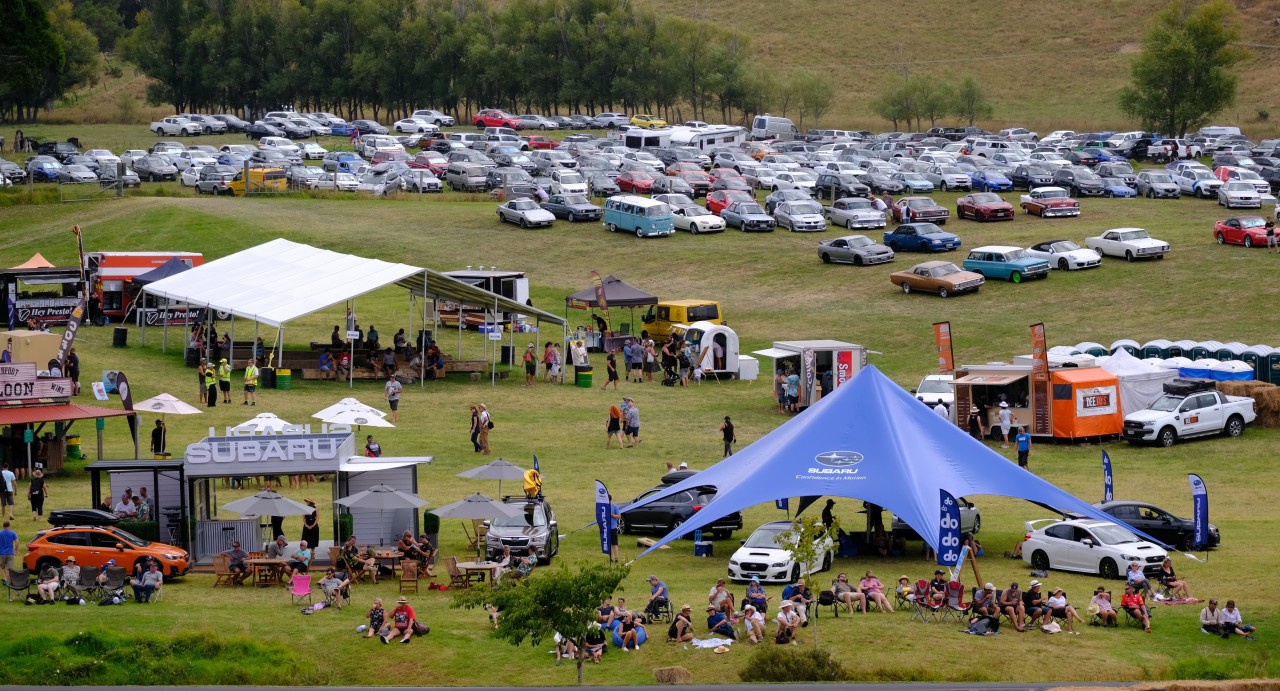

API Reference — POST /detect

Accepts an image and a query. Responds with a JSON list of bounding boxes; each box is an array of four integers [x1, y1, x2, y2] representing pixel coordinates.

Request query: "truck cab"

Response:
[[641, 300, 723, 341]]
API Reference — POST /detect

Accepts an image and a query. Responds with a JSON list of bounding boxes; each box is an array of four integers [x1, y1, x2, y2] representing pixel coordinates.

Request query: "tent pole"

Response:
[[408, 291, 415, 385], [229, 314, 235, 367], [162, 298, 168, 353], [561, 321, 567, 385], [456, 303, 462, 360], [253, 322, 259, 367], [421, 290, 429, 388], [140, 303, 146, 346]]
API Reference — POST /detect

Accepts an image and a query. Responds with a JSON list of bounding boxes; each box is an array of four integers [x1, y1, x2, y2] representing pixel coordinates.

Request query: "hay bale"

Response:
[[1217, 381, 1280, 428], [653, 666, 693, 685]]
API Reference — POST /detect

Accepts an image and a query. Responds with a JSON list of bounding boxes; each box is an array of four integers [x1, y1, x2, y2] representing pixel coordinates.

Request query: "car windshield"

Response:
[[1089, 523, 1142, 545], [738, 203, 765, 214], [1146, 173, 1172, 183], [930, 263, 961, 276], [788, 201, 822, 215], [511, 200, 537, 210], [843, 199, 874, 210], [1006, 249, 1030, 260], [916, 223, 944, 234], [743, 527, 787, 549], [971, 193, 1001, 203], [791, 172, 816, 182], [1147, 394, 1182, 412], [630, 172, 654, 181], [558, 173, 584, 184], [1050, 241, 1082, 252], [1076, 171, 1099, 181], [1119, 230, 1151, 241], [491, 506, 547, 529], [941, 167, 964, 175], [901, 174, 927, 182], [1039, 189, 1067, 198], [918, 378, 951, 393], [686, 206, 710, 217], [905, 199, 933, 208], [1239, 217, 1266, 228], [1101, 177, 1125, 187]]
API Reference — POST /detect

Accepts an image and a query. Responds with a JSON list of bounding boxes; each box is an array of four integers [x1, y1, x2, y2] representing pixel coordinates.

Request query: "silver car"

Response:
[[817, 234, 895, 265], [774, 199, 827, 232], [1134, 170, 1180, 199], [826, 197, 887, 230]]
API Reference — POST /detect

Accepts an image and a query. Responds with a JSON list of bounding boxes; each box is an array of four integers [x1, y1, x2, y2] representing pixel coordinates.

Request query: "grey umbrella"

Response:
[[222, 490, 313, 517], [456, 459, 527, 498], [334, 484, 429, 547], [431, 493, 524, 520]]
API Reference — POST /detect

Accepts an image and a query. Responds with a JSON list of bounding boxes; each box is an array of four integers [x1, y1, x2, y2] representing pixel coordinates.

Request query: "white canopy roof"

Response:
[[141, 239, 565, 328]]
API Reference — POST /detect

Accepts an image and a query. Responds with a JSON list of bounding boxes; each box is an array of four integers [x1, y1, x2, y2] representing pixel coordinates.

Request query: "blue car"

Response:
[[217, 153, 248, 167], [328, 122, 356, 137], [1099, 177, 1137, 198], [970, 170, 1013, 192], [883, 223, 961, 252], [1082, 147, 1126, 163], [25, 156, 64, 182], [962, 245, 1050, 283]]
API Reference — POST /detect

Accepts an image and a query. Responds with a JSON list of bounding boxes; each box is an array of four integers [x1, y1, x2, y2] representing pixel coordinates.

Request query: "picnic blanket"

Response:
[[690, 637, 733, 650]]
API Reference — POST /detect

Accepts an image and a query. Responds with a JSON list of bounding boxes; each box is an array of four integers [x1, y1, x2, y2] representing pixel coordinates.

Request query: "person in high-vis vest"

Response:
[[204, 360, 218, 408], [242, 358, 259, 406], [217, 358, 233, 404]]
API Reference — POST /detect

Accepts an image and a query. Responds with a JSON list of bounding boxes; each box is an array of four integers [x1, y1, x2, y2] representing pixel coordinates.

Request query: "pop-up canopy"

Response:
[[623, 365, 1128, 557]]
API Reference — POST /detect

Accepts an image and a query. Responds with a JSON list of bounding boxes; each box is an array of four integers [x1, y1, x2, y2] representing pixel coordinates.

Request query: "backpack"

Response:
[[817, 590, 836, 607], [486, 417, 494, 429], [775, 627, 792, 644]]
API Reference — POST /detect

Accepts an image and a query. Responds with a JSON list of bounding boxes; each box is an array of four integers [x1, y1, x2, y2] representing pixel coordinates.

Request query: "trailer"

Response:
[[752, 340, 866, 408], [85, 251, 203, 323], [437, 269, 529, 328]]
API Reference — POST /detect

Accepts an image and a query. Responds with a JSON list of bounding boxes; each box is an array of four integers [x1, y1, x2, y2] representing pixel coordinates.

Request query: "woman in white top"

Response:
[[742, 604, 767, 643], [1046, 588, 1085, 633], [1219, 600, 1256, 640]]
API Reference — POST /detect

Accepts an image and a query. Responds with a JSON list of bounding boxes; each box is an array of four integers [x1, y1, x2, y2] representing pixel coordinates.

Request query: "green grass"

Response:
[[0, 135, 1277, 683]]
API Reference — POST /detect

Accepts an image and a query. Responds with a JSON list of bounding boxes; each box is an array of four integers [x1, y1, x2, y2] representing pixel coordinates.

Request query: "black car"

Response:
[[1010, 165, 1055, 190], [587, 174, 620, 197], [98, 165, 141, 188], [1062, 151, 1100, 167], [1053, 168, 1104, 196], [1092, 500, 1220, 550], [212, 114, 250, 132], [48, 508, 119, 527], [618, 478, 743, 539], [0, 160, 28, 183], [351, 119, 388, 136], [1115, 138, 1155, 161], [815, 173, 872, 200], [245, 122, 284, 140], [37, 140, 81, 163], [264, 118, 310, 139]]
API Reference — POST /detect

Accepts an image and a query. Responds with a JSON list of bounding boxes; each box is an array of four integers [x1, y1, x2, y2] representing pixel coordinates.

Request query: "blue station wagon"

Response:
[[962, 245, 1051, 283]]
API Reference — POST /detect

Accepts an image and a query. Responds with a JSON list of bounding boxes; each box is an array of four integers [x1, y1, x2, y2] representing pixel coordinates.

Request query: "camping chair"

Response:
[[894, 583, 912, 611], [399, 560, 419, 594], [445, 556, 476, 590], [812, 589, 841, 619], [212, 555, 236, 587], [1089, 592, 1113, 627], [323, 578, 351, 608], [462, 523, 477, 554], [70, 568, 102, 601], [5, 568, 32, 602], [327, 546, 342, 569], [941, 581, 970, 623], [289, 574, 313, 605], [909, 580, 940, 623], [101, 566, 128, 594]]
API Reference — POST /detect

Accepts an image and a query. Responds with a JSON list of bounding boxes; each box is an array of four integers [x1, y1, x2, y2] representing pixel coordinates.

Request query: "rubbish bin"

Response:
[[276, 368, 292, 390], [153, 452, 172, 461], [185, 347, 200, 367], [500, 345, 515, 365], [576, 366, 593, 388], [261, 367, 276, 389], [112, 327, 128, 347], [66, 434, 82, 461]]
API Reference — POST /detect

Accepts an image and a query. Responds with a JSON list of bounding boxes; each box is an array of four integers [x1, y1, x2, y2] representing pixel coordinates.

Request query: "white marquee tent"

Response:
[[1099, 348, 1178, 415]]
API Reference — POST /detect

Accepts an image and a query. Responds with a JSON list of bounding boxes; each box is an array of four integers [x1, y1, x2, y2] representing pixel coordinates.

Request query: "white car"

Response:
[[411, 109, 454, 127], [549, 169, 587, 195], [179, 165, 204, 187], [496, 198, 555, 228], [85, 149, 121, 167], [671, 205, 725, 234], [299, 142, 328, 160], [1085, 227, 1170, 262], [309, 172, 358, 192], [1027, 152, 1071, 169], [120, 150, 149, 168], [913, 373, 954, 406], [727, 520, 833, 584], [759, 154, 801, 170], [258, 137, 300, 156], [1172, 168, 1222, 198], [773, 171, 817, 194], [399, 169, 443, 193], [774, 199, 827, 232], [173, 150, 216, 172], [393, 118, 439, 134], [1021, 517, 1167, 580], [1026, 239, 1102, 270], [826, 197, 887, 230], [1218, 181, 1262, 209]]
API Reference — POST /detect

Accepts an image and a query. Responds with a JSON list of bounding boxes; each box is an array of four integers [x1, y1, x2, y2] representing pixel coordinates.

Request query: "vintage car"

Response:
[[956, 192, 1014, 222], [1026, 239, 1102, 270], [969, 169, 1013, 192], [721, 201, 776, 232], [1019, 186, 1080, 217], [1085, 227, 1170, 261], [818, 234, 894, 266], [540, 193, 601, 222], [891, 196, 950, 224], [496, 198, 555, 228], [1213, 216, 1271, 247], [962, 245, 1050, 283], [1218, 181, 1263, 209], [883, 223, 960, 252], [671, 205, 725, 234], [889, 260, 984, 297], [825, 197, 887, 230]]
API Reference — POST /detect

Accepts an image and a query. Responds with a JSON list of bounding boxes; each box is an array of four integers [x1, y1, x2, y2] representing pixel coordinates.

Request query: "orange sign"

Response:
[[933, 322, 954, 373], [1029, 323, 1048, 382]]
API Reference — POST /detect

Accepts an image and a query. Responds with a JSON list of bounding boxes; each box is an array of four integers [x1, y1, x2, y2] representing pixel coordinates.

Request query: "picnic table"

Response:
[[456, 560, 500, 586], [245, 557, 288, 587], [372, 549, 404, 578]]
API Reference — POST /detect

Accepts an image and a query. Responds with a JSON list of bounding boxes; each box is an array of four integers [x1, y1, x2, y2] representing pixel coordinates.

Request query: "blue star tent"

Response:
[[623, 365, 1137, 557]]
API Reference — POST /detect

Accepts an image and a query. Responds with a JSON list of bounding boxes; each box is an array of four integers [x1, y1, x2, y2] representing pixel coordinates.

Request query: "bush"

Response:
[[1257, 108, 1270, 122], [738, 644, 848, 683], [117, 520, 158, 542], [338, 513, 353, 542], [422, 510, 440, 535]]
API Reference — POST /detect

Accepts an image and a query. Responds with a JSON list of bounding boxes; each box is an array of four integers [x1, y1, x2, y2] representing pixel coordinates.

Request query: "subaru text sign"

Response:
[[801, 450, 866, 480], [183, 432, 355, 477]]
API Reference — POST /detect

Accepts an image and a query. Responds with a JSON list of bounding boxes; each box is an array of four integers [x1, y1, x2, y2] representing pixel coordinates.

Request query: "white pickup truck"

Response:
[[1122, 379, 1256, 447], [150, 117, 202, 137]]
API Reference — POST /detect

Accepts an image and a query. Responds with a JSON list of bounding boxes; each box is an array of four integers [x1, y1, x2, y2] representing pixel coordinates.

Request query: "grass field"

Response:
[[0, 126, 1278, 684]]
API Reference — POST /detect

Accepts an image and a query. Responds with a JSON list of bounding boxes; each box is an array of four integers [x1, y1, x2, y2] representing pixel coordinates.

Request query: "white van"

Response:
[[751, 114, 799, 141], [1199, 125, 1242, 138], [969, 139, 1016, 157]]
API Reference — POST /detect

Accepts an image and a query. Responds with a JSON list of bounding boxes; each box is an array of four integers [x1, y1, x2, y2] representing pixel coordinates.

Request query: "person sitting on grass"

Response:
[[617, 610, 644, 652], [706, 604, 737, 639], [596, 595, 617, 628], [742, 604, 767, 643], [774, 601, 800, 644], [583, 623, 607, 662], [667, 604, 694, 643], [382, 596, 419, 644], [1089, 587, 1118, 627], [365, 598, 385, 638], [1219, 600, 1257, 640]]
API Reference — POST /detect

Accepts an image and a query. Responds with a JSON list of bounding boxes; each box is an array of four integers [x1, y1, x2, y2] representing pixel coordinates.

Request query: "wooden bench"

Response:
[[296, 368, 384, 381]]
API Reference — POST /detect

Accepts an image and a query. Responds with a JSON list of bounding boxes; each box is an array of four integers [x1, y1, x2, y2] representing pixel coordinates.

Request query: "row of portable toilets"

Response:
[[1055, 340, 1278, 383]]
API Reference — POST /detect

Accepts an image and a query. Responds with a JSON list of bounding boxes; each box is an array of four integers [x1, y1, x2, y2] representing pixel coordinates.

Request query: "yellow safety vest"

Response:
[[217, 363, 231, 382], [245, 366, 258, 386]]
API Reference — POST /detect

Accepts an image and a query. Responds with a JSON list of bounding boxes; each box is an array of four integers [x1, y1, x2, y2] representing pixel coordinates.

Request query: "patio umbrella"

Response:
[[334, 484, 429, 546], [313, 398, 387, 421], [431, 493, 524, 520], [322, 408, 395, 428], [231, 412, 293, 433], [456, 459, 526, 498], [134, 393, 202, 453], [222, 490, 313, 517]]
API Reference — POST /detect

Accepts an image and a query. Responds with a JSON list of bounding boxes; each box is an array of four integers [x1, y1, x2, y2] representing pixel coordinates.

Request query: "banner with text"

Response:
[[1188, 473, 1209, 547], [1102, 451, 1114, 503], [933, 321, 954, 373], [595, 480, 613, 556], [590, 271, 610, 333], [937, 489, 962, 567]]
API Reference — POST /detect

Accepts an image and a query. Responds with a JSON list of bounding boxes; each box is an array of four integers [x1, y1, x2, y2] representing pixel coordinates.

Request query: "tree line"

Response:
[[0, 0, 108, 123], [871, 75, 994, 132]]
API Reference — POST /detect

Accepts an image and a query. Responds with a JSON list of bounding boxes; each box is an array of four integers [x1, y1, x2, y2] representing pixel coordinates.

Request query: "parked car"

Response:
[[892, 496, 979, 534], [911, 373, 955, 407], [304, 171, 357, 192], [956, 192, 1014, 222], [1092, 500, 1219, 550], [98, 164, 141, 189], [410, 109, 454, 127], [883, 223, 960, 252], [630, 114, 668, 129], [1172, 168, 1223, 198], [969, 169, 1013, 192], [587, 174, 620, 197], [1085, 227, 1169, 261], [540, 193, 601, 222], [1218, 181, 1262, 209], [1134, 170, 1180, 199], [1009, 165, 1055, 191], [593, 112, 630, 129], [0, 160, 29, 183], [212, 114, 250, 132], [1122, 378, 1255, 446], [617, 170, 656, 194], [962, 245, 1050, 283], [1026, 239, 1102, 270], [891, 196, 950, 224], [1053, 168, 1105, 196], [399, 168, 443, 193], [24, 522, 191, 577], [665, 205, 722, 234], [351, 120, 388, 135], [818, 234, 894, 266], [721, 201, 776, 231], [473, 109, 522, 129], [814, 173, 871, 200], [497, 198, 555, 228], [1100, 177, 1138, 198], [483, 496, 559, 564], [618, 483, 742, 539], [889, 260, 983, 297], [1021, 517, 1166, 579], [1019, 186, 1080, 217], [1213, 215, 1270, 247], [774, 199, 827, 232], [133, 155, 178, 182], [1096, 161, 1138, 187], [891, 171, 934, 193], [825, 197, 887, 230], [727, 520, 833, 583], [517, 114, 558, 130]]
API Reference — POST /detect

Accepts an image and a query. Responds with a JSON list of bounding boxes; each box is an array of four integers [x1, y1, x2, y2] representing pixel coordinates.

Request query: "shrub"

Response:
[[1257, 108, 1270, 122], [738, 644, 848, 683]]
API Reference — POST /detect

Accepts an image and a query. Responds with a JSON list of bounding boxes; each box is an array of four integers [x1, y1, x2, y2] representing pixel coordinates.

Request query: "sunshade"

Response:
[[431, 493, 524, 520], [135, 393, 203, 416], [313, 398, 387, 420], [334, 484, 429, 511], [456, 459, 526, 497], [323, 408, 395, 428], [222, 490, 313, 517], [231, 412, 292, 433]]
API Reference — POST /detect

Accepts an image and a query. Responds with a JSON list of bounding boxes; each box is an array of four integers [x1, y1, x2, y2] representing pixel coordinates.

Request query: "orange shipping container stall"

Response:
[[1050, 367, 1123, 439]]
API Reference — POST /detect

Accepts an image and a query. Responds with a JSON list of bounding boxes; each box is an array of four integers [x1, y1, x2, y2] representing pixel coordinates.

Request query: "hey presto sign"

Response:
[[183, 432, 355, 476]]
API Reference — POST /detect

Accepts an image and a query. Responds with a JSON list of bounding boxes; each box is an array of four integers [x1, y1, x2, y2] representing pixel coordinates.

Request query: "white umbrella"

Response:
[[222, 490, 313, 517], [334, 484, 429, 546], [456, 459, 527, 498], [231, 412, 293, 433], [323, 408, 396, 428], [134, 393, 202, 454], [313, 398, 387, 421]]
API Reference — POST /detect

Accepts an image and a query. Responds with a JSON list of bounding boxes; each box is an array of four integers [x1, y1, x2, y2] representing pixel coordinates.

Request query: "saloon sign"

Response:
[[0, 362, 73, 403]]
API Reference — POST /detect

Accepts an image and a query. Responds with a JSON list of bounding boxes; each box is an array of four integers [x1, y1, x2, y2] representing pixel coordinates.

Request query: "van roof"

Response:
[[609, 195, 667, 208]]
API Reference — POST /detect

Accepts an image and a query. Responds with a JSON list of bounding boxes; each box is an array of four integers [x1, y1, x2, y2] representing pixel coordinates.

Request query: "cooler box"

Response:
[[694, 541, 714, 557], [276, 368, 292, 390]]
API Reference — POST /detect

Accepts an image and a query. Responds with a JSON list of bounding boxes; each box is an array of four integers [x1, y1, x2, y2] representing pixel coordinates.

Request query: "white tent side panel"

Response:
[[1099, 349, 1179, 415], [346, 466, 419, 547]]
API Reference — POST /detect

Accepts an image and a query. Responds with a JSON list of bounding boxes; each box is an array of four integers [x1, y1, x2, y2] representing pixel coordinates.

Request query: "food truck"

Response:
[[951, 358, 1123, 440], [752, 340, 866, 408], [85, 251, 204, 323], [438, 269, 529, 328]]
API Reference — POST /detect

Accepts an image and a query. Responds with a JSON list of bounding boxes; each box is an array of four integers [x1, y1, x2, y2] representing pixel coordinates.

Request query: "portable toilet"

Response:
[[1157, 356, 1192, 370], [1219, 360, 1255, 381], [1110, 339, 1140, 356], [1168, 340, 1196, 358], [1238, 345, 1264, 375], [1249, 346, 1277, 383], [1049, 345, 1081, 357], [1141, 339, 1172, 359], [1217, 342, 1247, 361], [1189, 341, 1220, 361], [1076, 341, 1109, 357]]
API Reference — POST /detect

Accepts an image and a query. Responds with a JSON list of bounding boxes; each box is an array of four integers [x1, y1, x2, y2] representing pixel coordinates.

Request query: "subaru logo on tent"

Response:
[[814, 451, 863, 468], [354, 417, 369, 425]]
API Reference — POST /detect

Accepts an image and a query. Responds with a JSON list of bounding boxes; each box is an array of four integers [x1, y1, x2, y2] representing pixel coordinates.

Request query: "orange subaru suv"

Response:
[[24, 525, 191, 577]]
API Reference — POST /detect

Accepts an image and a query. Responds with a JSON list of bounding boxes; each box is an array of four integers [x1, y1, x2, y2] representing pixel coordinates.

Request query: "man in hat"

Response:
[[997, 401, 1013, 447], [972, 582, 998, 617], [242, 358, 259, 406], [384, 372, 402, 423], [928, 569, 948, 607], [668, 604, 694, 642], [384, 596, 420, 643], [522, 342, 538, 387], [774, 601, 800, 644], [217, 357, 233, 404], [1023, 579, 1049, 628], [1089, 586, 1118, 627], [705, 603, 736, 639]]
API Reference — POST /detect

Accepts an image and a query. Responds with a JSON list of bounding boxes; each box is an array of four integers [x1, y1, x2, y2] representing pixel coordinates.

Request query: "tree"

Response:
[[453, 561, 629, 685], [773, 514, 838, 645], [1118, 0, 1248, 137], [908, 75, 951, 129], [45, 0, 103, 107], [951, 76, 992, 126], [795, 69, 835, 130], [871, 82, 910, 131], [0, 0, 66, 122]]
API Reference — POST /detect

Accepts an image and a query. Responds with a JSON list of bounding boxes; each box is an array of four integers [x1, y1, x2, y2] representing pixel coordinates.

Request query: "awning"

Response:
[[396, 270, 565, 326], [753, 348, 800, 359], [339, 456, 434, 473], [0, 403, 133, 425], [952, 373, 1029, 386]]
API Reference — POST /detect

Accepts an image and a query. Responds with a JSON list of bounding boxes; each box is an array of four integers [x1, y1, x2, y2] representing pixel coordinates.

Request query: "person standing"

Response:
[[242, 358, 259, 405], [150, 420, 166, 456], [1, 464, 15, 519], [966, 406, 985, 441], [620, 340, 633, 382], [300, 500, 320, 554], [549, 343, 562, 384], [477, 404, 491, 455], [997, 401, 1012, 447], [28, 469, 47, 520], [204, 359, 218, 408], [66, 347, 80, 396], [1015, 425, 1032, 468], [0, 521, 17, 574], [606, 405, 626, 449], [601, 349, 619, 391], [785, 369, 800, 413], [468, 405, 483, 452], [196, 358, 209, 405], [384, 373, 402, 423], [522, 343, 537, 387], [720, 416, 736, 457], [774, 369, 787, 413], [623, 397, 641, 447], [541, 342, 553, 382], [643, 339, 657, 382], [1267, 221, 1277, 253]]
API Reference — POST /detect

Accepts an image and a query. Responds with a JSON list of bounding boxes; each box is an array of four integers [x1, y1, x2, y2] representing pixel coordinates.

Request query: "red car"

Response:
[[667, 161, 703, 176], [473, 109, 522, 129], [408, 151, 448, 175], [709, 167, 744, 184], [956, 192, 1014, 222], [371, 150, 411, 165], [526, 136, 558, 150], [617, 170, 657, 193], [678, 171, 712, 197], [1214, 215, 1271, 247], [706, 189, 753, 215], [891, 196, 950, 224]]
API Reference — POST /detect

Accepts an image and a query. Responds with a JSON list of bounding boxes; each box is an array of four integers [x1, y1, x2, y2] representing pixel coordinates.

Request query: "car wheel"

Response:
[[971, 515, 981, 534], [1157, 426, 1177, 447], [820, 253, 831, 264], [1010, 271, 1022, 284], [900, 282, 911, 295], [1099, 558, 1119, 580], [853, 255, 863, 266], [1223, 415, 1245, 437], [607, 223, 617, 233], [1125, 251, 1134, 262], [821, 551, 832, 572], [1030, 550, 1050, 571], [635, 227, 644, 238], [1058, 258, 1069, 271], [519, 217, 529, 229], [619, 516, 631, 535], [1245, 236, 1254, 248], [1217, 232, 1226, 245], [938, 286, 950, 298], [669, 517, 684, 536], [789, 564, 801, 583], [35, 556, 61, 574]]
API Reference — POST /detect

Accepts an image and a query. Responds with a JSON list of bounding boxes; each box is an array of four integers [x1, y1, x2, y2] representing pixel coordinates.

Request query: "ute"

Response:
[[1122, 378, 1256, 447]]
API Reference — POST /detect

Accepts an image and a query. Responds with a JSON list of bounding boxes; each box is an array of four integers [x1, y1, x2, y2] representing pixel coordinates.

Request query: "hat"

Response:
[[984, 583, 994, 590], [647, 575, 658, 581], [678, 603, 690, 611], [677, 462, 688, 469], [220, 358, 228, 363], [1086, 603, 1100, 616], [713, 645, 729, 654], [779, 601, 793, 609], [1053, 588, 1063, 594], [898, 575, 910, 582], [1209, 598, 1218, 605], [106, 559, 116, 566], [751, 576, 759, 583], [1029, 579, 1041, 587], [305, 498, 315, 506], [934, 569, 944, 575], [66, 556, 76, 563], [704, 605, 715, 611], [999, 401, 1009, 408], [527, 343, 535, 348], [743, 604, 755, 612], [397, 596, 408, 604]]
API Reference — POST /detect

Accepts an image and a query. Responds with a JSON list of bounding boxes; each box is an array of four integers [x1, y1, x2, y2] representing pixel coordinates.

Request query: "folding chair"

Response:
[[289, 574, 313, 605], [909, 580, 940, 623], [211, 555, 236, 587], [462, 523, 477, 554], [995, 590, 1022, 628], [445, 556, 477, 590], [323, 579, 351, 608], [399, 560, 419, 594], [894, 584, 911, 611], [70, 568, 102, 601], [942, 581, 970, 623], [812, 590, 841, 619], [100, 566, 129, 594], [5, 568, 32, 602]]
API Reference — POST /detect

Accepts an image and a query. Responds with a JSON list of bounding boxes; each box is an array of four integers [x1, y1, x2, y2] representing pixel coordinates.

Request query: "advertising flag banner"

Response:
[[595, 480, 613, 556], [1188, 473, 1209, 547], [775, 497, 789, 511], [590, 271, 610, 333], [937, 489, 962, 567], [1102, 451, 1114, 503], [933, 321, 954, 373]]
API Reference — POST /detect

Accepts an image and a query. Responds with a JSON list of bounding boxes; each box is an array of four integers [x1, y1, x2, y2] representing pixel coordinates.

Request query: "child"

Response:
[[1014, 426, 1032, 469], [365, 598, 385, 638]]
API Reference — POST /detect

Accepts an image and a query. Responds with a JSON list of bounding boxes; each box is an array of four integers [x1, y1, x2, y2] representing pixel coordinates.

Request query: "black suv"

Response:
[[38, 141, 81, 163], [484, 496, 559, 565], [618, 471, 743, 539]]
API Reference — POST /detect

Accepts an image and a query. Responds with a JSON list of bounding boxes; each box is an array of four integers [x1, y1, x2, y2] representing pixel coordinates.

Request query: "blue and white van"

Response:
[[603, 195, 675, 238]]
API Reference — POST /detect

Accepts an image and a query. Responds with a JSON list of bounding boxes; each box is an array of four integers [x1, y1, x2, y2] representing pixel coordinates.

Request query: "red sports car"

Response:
[[473, 109, 522, 129], [1214, 215, 1271, 247], [706, 189, 754, 215], [526, 136, 558, 150], [956, 192, 1014, 222], [617, 170, 657, 194]]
